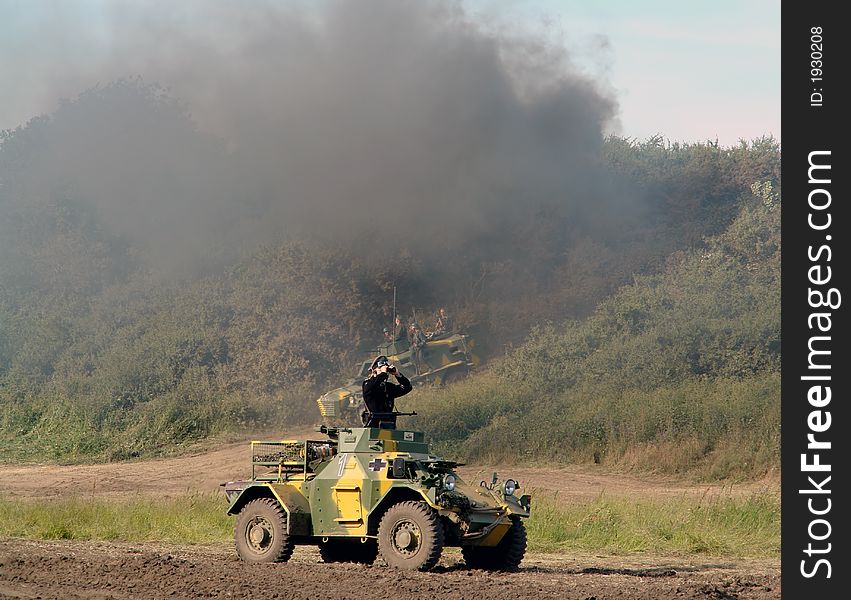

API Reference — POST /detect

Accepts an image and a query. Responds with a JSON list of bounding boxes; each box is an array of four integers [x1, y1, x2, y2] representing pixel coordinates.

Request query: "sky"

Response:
[[0, 0, 780, 147], [465, 0, 781, 145]]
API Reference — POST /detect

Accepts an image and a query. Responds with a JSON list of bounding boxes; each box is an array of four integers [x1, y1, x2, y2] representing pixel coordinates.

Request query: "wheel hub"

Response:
[[246, 517, 273, 552], [395, 529, 412, 548], [392, 521, 420, 555]]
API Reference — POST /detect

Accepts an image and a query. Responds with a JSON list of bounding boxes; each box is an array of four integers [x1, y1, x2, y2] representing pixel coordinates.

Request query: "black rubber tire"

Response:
[[461, 516, 527, 571], [234, 498, 294, 563], [377, 501, 444, 571], [319, 538, 378, 564]]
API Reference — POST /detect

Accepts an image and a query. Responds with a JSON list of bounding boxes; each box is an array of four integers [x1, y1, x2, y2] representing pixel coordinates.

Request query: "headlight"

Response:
[[503, 479, 516, 496], [444, 474, 456, 492]]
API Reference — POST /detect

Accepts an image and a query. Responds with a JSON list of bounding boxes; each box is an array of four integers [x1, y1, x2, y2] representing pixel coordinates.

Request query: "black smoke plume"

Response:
[[2, 0, 621, 265]]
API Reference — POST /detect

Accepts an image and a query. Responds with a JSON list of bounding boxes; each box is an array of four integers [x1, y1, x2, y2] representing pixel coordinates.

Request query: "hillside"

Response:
[[410, 181, 780, 479], [0, 81, 780, 469]]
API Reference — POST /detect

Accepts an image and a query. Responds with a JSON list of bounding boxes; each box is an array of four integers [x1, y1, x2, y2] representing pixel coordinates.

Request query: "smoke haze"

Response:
[[2, 0, 622, 270]]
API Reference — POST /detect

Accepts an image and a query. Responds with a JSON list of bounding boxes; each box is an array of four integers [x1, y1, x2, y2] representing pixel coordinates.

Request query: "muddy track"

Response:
[[0, 540, 779, 599]]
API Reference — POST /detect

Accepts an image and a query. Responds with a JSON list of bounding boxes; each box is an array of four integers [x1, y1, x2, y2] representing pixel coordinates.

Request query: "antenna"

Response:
[[392, 286, 397, 335]]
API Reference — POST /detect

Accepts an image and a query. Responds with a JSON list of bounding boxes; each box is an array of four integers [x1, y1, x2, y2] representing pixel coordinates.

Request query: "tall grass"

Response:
[[526, 490, 780, 558], [0, 493, 231, 543], [0, 491, 779, 558], [411, 372, 780, 480]]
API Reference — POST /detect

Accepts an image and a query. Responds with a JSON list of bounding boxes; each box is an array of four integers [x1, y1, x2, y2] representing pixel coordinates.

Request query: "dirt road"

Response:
[[0, 434, 777, 501]]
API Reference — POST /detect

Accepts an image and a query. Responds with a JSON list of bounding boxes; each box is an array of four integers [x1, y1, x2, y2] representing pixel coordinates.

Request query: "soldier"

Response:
[[382, 327, 392, 342], [409, 322, 428, 375], [433, 307, 452, 336], [393, 315, 406, 342], [361, 355, 412, 429]]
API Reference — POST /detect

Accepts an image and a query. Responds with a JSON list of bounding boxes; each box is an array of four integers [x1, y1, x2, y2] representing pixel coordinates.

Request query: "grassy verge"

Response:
[[527, 490, 780, 558], [0, 493, 231, 544], [0, 490, 779, 558]]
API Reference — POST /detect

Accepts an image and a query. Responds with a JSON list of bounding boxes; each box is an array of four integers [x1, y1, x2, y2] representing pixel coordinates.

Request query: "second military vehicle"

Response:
[[316, 331, 478, 426], [223, 418, 530, 571]]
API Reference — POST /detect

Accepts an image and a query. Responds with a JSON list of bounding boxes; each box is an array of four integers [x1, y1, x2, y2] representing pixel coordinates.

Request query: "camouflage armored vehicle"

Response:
[[223, 419, 530, 571], [317, 331, 478, 426]]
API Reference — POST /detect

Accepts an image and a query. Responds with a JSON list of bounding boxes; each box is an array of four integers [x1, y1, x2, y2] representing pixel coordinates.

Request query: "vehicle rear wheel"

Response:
[[319, 538, 378, 564], [234, 498, 294, 563], [461, 516, 527, 571], [377, 501, 444, 571]]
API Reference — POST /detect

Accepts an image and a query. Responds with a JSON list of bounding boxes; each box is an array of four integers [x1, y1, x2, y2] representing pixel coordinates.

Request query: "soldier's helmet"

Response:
[[371, 355, 390, 370]]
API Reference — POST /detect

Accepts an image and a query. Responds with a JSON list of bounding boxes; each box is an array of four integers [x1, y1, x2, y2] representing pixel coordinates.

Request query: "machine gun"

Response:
[[361, 410, 417, 428]]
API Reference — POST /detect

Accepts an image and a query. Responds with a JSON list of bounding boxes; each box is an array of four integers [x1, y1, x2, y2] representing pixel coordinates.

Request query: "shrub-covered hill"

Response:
[[409, 182, 780, 480], [0, 82, 780, 464]]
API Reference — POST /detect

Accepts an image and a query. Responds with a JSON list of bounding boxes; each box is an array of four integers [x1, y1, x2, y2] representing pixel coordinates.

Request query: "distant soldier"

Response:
[[409, 322, 428, 375], [434, 307, 452, 335], [393, 315, 406, 342], [362, 356, 412, 429], [382, 327, 392, 342]]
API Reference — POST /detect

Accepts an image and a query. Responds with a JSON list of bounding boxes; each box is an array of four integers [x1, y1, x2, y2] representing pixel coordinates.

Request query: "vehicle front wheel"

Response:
[[377, 501, 444, 571], [319, 538, 378, 564], [462, 516, 527, 571], [234, 498, 294, 563]]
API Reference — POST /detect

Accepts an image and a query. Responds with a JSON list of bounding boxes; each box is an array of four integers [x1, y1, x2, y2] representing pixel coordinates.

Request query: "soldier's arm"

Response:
[[362, 372, 389, 396], [389, 373, 413, 397]]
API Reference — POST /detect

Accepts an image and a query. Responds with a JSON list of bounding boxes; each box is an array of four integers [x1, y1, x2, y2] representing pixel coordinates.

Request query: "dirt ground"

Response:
[[0, 432, 777, 501], [0, 539, 779, 600], [0, 435, 780, 599]]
